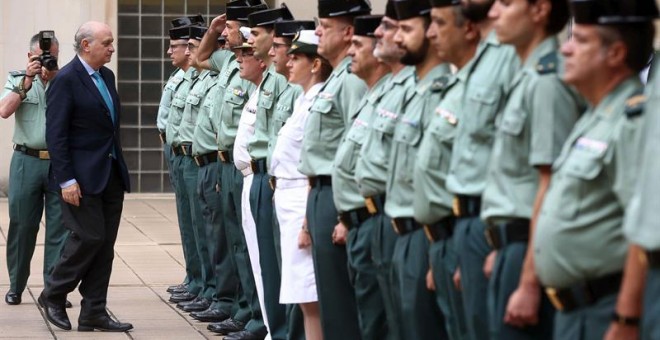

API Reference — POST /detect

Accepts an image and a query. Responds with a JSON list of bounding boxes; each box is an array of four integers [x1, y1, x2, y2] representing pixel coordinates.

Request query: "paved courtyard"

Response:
[[0, 194, 224, 339]]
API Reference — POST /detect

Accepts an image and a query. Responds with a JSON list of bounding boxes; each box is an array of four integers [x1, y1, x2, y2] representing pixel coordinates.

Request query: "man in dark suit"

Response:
[[39, 21, 133, 332]]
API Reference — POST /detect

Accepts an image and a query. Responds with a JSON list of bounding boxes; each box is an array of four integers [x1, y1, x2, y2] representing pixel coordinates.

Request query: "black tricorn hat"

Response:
[[385, 0, 397, 18], [248, 5, 295, 28], [171, 14, 205, 28], [429, 0, 461, 8], [317, 0, 372, 18], [393, 0, 431, 20], [169, 26, 190, 40], [354, 15, 383, 37], [226, 4, 268, 22], [226, 0, 265, 7], [274, 20, 316, 37], [189, 26, 208, 41], [571, 0, 659, 25]]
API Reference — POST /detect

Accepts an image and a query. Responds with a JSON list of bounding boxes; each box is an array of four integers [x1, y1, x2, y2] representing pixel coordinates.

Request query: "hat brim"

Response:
[[287, 43, 317, 55]]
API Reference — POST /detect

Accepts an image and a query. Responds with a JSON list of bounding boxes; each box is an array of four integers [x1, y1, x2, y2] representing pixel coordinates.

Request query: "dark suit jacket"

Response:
[[46, 56, 131, 195]]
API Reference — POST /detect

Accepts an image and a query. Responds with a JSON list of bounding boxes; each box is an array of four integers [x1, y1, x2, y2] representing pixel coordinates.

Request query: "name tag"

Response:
[[377, 108, 398, 120], [436, 108, 457, 125], [574, 137, 608, 155], [318, 92, 334, 100], [401, 117, 419, 128], [352, 118, 368, 128]]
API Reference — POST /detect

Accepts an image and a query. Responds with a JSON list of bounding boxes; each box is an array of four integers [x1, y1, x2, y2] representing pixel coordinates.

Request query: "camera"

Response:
[[38, 30, 58, 71]]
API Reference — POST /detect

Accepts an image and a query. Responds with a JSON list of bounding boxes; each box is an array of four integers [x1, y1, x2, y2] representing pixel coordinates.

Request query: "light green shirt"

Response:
[[268, 83, 302, 168], [446, 31, 519, 196], [192, 80, 220, 156], [332, 74, 391, 213], [412, 70, 465, 225], [534, 77, 644, 288], [249, 64, 288, 161], [384, 64, 450, 218], [299, 57, 368, 176], [157, 68, 185, 132], [624, 61, 660, 250], [481, 37, 583, 221], [178, 70, 216, 144], [355, 66, 416, 197], [166, 68, 197, 145], [2, 71, 49, 149]]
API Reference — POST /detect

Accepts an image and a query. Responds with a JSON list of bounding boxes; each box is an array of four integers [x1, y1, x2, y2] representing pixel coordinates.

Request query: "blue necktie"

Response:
[[91, 72, 116, 125]]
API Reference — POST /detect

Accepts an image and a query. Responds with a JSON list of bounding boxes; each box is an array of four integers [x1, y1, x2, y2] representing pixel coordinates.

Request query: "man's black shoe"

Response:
[[167, 283, 187, 294], [5, 291, 21, 305], [177, 296, 200, 309], [207, 318, 246, 335], [181, 298, 210, 312], [78, 315, 134, 332], [38, 294, 71, 331], [191, 308, 230, 323], [224, 329, 268, 340], [169, 291, 196, 303]]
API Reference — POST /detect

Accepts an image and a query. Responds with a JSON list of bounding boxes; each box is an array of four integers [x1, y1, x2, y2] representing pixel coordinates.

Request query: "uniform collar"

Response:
[[593, 76, 643, 119], [523, 36, 559, 70]]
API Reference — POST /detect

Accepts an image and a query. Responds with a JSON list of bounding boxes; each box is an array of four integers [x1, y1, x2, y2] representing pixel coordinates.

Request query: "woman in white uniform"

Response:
[[269, 30, 332, 340]]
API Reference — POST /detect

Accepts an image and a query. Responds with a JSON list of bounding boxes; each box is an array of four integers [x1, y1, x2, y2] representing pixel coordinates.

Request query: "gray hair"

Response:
[[30, 33, 59, 52], [73, 23, 95, 53]]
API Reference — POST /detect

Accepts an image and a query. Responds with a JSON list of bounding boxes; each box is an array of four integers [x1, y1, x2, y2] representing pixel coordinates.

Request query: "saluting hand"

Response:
[[62, 182, 83, 207], [210, 14, 227, 34]]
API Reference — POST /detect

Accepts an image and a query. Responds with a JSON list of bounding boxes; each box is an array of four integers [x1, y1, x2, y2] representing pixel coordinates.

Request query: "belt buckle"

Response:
[[391, 219, 401, 235], [423, 225, 435, 242], [269, 177, 276, 191], [194, 156, 202, 167], [452, 197, 461, 217], [181, 146, 189, 156], [39, 150, 50, 160], [545, 288, 565, 311], [484, 227, 497, 249], [218, 151, 227, 163], [159, 133, 166, 144], [639, 250, 649, 266], [365, 197, 378, 215]]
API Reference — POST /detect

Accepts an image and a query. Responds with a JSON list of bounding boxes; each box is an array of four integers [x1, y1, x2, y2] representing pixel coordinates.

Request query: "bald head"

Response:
[[74, 21, 115, 69]]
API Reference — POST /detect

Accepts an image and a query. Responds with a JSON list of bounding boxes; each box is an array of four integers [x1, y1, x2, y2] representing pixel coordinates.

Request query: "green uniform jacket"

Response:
[[249, 64, 288, 161], [157, 68, 185, 132], [192, 80, 220, 156], [166, 68, 197, 145], [2, 71, 50, 149], [268, 83, 302, 168], [178, 70, 217, 144]]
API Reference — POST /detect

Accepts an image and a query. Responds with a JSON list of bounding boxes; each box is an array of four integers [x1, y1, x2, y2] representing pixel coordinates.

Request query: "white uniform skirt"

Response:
[[274, 179, 318, 304]]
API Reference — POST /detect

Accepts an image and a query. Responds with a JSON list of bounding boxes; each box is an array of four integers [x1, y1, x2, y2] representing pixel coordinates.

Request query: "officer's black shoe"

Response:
[[38, 294, 71, 331], [78, 315, 133, 332], [224, 329, 268, 340], [169, 291, 196, 303], [167, 283, 187, 294], [5, 291, 21, 305], [207, 318, 246, 335], [177, 296, 200, 309], [191, 308, 230, 323], [182, 298, 210, 312]]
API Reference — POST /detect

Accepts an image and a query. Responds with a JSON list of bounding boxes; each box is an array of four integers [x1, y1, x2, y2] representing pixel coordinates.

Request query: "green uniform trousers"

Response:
[[371, 211, 403, 340], [7, 151, 67, 294], [553, 293, 615, 340], [643, 267, 660, 340], [163, 144, 188, 284], [220, 161, 266, 333], [307, 184, 361, 339], [249, 172, 287, 340], [429, 235, 468, 340], [391, 228, 448, 339], [489, 242, 554, 340], [454, 216, 491, 340], [347, 215, 388, 340]]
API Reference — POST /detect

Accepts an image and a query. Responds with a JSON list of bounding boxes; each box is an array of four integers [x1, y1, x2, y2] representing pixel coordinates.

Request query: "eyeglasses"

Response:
[[187, 43, 199, 51], [272, 42, 291, 49], [169, 43, 187, 49]]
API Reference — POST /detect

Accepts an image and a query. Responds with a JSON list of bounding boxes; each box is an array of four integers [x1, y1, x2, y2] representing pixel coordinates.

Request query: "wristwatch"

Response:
[[611, 312, 640, 326], [11, 86, 26, 100]]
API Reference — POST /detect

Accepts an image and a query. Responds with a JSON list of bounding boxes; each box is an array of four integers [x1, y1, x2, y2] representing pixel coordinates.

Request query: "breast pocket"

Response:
[[273, 105, 292, 134], [309, 97, 337, 140], [551, 148, 605, 220], [393, 120, 423, 183], [465, 85, 500, 141], [17, 95, 40, 122], [256, 95, 274, 133], [499, 108, 526, 136], [417, 115, 456, 171], [223, 90, 246, 126]]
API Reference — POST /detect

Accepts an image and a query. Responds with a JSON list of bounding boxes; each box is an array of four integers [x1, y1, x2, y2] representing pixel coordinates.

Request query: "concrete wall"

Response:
[[0, 0, 117, 196]]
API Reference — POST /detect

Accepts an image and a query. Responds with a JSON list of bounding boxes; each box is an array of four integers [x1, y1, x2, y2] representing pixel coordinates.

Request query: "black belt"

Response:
[[250, 158, 267, 174], [452, 195, 482, 218], [646, 250, 660, 269], [309, 176, 332, 188], [485, 218, 530, 250], [218, 150, 233, 163], [391, 217, 423, 236], [338, 207, 371, 230], [423, 216, 456, 243], [13, 144, 50, 160], [172, 144, 193, 156], [364, 194, 386, 215], [158, 131, 167, 144], [194, 152, 218, 167], [545, 271, 623, 312]]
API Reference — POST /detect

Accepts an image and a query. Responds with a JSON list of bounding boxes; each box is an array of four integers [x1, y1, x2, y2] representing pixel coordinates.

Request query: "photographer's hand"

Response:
[[23, 55, 41, 91]]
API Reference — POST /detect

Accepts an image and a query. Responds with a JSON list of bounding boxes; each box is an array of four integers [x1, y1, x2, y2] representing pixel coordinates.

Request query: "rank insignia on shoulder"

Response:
[[625, 93, 646, 118], [10, 70, 26, 77], [536, 52, 558, 75], [430, 75, 450, 92]]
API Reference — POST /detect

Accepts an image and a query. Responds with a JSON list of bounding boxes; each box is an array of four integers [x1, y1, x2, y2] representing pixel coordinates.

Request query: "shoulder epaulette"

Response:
[[430, 75, 450, 93], [625, 90, 646, 118], [9, 70, 26, 77], [535, 52, 558, 75]]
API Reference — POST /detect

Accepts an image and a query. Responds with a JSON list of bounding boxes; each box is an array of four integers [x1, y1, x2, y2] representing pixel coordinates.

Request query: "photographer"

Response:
[[0, 32, 68, 306]]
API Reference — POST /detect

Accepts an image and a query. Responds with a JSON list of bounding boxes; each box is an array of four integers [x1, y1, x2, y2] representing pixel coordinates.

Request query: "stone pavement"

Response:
[[0, 194, 224, 339]]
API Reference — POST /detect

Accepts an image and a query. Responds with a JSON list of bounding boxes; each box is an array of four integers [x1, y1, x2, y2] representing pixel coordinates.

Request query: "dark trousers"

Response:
[[220, 162, 265, 333], [307, 184, 361, 339], [553, 293, 615, 340], [391, 228, 448, 339], [249, 172, 286, 340], [454, 216, 491, 340], [43, 163, 124, 318], [7, 151, 67, 294], [489, 242, 554, 340], [347, 215, 388, 340], [371, 212, 402, 340]]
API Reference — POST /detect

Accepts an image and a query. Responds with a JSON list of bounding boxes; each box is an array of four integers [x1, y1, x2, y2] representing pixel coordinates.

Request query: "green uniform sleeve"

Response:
[[339, 73, 367, 128], [610, 116, 644, 206], [209, 49, 233, 73]]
